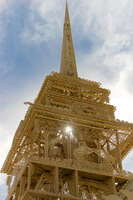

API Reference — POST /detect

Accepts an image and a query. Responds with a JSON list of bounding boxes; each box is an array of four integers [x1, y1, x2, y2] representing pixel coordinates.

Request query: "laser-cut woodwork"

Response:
[[1, 2, 133, 200]]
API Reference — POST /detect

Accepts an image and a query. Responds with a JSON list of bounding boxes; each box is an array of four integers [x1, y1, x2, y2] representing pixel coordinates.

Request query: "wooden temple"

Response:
[[1, 2, 133, 200]]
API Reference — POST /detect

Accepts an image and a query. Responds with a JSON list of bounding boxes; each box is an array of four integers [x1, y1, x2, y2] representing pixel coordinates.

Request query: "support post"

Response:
[[106, 177, 117, 195], [67, 135, 71, 159], [27, 164, 32, 190], [54, 167, 59, 193], [19, 176, 26, 197], [45, 128, 49, 158], [74, 170, 79, 196], [116, 131, 122, 171]]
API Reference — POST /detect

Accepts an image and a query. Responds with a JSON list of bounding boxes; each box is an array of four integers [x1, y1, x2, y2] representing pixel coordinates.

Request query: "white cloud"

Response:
[[0, 125, 13, 170], [0, 75, 44, 168], [0, 0, 20, 76], [21, 0, 133, 92], [123, 150, 133, 172], [0, 77, 43, 197], [0, 0, 9, 45], [0, 176, 7, 200], [21, 0, 64, 43]]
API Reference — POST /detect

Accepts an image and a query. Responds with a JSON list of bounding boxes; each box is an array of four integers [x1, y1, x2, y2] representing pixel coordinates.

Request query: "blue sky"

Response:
[[1, 0, 133, 198]]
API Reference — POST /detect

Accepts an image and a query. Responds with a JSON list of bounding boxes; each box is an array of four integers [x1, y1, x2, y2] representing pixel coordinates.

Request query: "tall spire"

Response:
[[60, 1, 78, 78]]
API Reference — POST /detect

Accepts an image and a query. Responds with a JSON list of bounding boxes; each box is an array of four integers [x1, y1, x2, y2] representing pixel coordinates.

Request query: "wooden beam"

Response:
[[27, 189, 82, 200]]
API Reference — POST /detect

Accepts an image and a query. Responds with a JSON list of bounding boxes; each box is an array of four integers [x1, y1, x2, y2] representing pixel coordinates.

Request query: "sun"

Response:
[[65, 126, 73, 138]]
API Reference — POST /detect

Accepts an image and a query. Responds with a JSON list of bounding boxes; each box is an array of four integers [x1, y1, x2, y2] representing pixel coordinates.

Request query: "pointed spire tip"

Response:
[[60, 1, 78, 78]]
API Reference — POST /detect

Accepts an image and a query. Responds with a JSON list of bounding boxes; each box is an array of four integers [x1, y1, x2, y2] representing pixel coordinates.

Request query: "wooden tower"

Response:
[[1, 2, 133, 200]]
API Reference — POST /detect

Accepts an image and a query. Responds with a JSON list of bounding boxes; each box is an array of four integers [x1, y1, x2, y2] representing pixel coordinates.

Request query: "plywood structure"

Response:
[[1, 2, 133, 200]]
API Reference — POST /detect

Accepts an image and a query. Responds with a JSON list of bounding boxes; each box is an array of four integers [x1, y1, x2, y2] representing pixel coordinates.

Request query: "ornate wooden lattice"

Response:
[[1, 2, 133, 200]]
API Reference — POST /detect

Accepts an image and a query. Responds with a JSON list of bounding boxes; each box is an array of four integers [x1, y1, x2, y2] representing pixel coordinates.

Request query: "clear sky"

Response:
[[1, 0, 133, 198]]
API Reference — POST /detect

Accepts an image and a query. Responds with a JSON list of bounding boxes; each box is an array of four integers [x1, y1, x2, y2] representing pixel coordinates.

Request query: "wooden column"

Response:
[[106, 177, 117, 194], [54, 167, 59, 193], [67, 135, 71, 159], [116, 131, 122, 170], [27, 164, 32, 190], [74, 170, 79, 196], [14, 186, 20, 200], [68, 170, 79, 196], [107, 137, 111, 153], [19, 176, 26, 197], [45, 128, 49, 158], [7, 175, 12, 194], [34, 119, 42, 157]]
